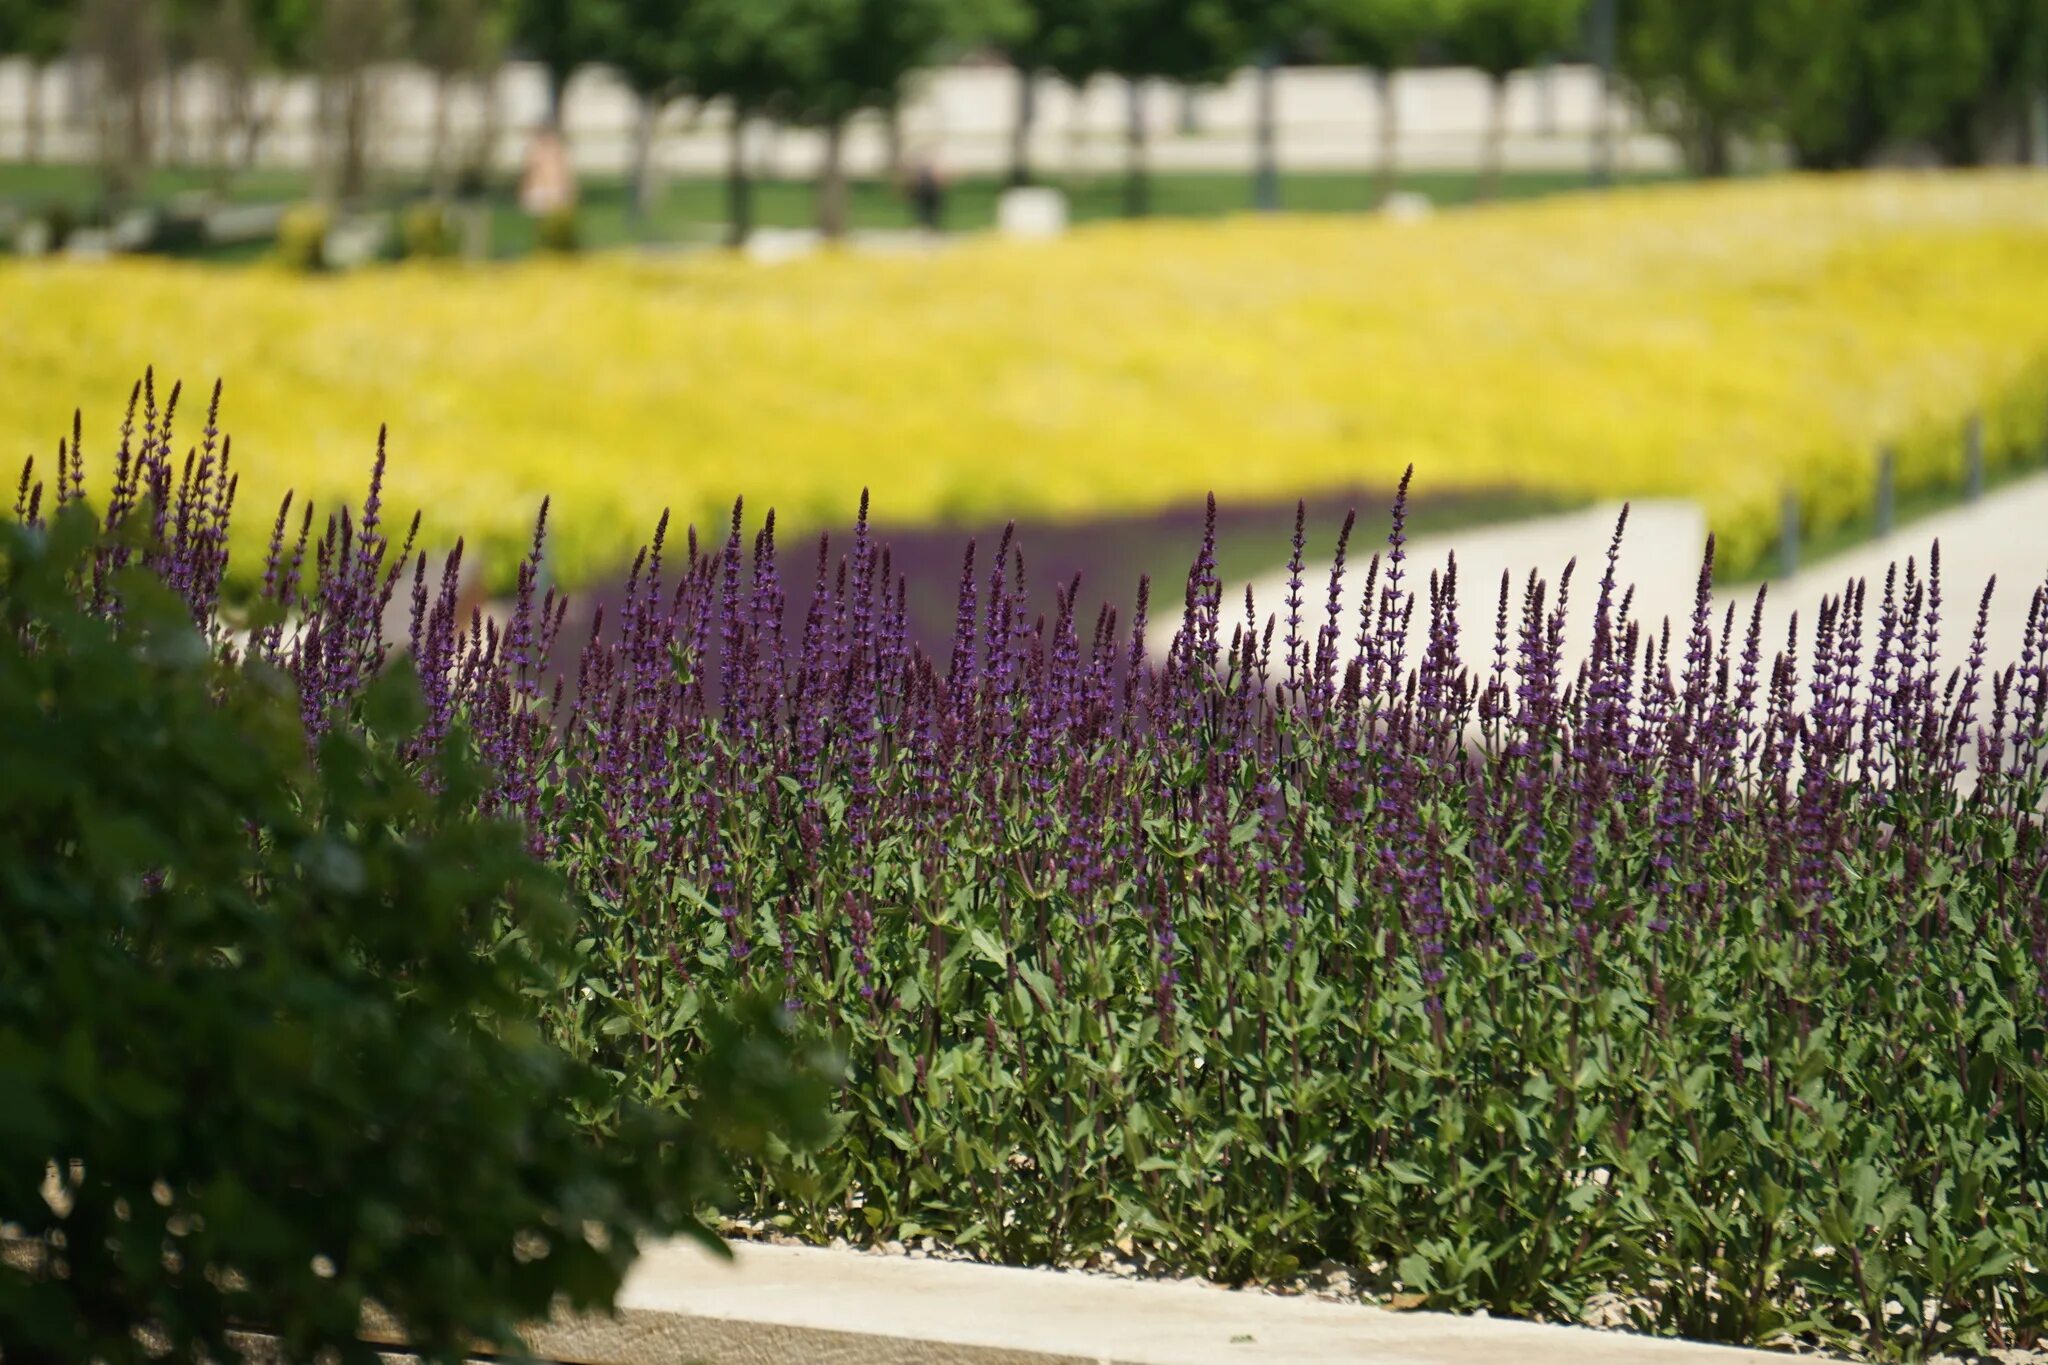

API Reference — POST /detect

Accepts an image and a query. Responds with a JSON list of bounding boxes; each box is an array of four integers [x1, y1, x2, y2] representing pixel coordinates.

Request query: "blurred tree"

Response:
[[1043, 0, 1260, 218], [1924, 0, 2046, 164], [1769, 0, 1984, 169], [203, 0, 318, 179], [1243, 3, 1310, 211], [1619, 0, 2046, 171], [158, 0, 212, 165], [512, 0, 619, 135], [315, 0, 403, 203], [1442, 0, 1584, 198], [748, 0, 999, 241], [2009, 0, 2048, 163], [1312, 0, 1459, 203], [993, 0, 1098, 188], [0, 0, 70, 163], [607, 0, 697, 221], [673, 0, 799, 246], [1617, 0, 1775, 175], [679, 0, 872, 245], [76, 0, 164, 205], [412, 0, 509, 197]]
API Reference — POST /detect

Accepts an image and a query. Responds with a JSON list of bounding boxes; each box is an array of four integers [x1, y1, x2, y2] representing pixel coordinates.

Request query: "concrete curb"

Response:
[[478, 1238, 1794, 1365]]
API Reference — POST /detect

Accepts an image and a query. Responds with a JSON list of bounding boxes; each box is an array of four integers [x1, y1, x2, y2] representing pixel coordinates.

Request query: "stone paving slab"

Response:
[[508, 1237, 1792, 1365]]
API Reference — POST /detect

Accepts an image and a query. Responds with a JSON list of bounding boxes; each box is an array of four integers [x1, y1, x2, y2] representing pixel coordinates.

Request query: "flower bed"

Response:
[[14, 384, 2048, 1360], [5, 172, 2048, 585]]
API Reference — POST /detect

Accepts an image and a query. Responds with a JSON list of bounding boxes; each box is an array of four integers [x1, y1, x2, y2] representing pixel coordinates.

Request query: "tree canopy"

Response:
[[1312, 0, 1459, 74], [1442, 0, 1582, 80]]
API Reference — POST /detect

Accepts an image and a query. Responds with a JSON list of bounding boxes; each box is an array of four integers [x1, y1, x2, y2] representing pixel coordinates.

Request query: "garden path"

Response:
[[1235, 473, 2048, 694], [513, 1236, 1790, 1364], [1739, 470, 2048, 693]]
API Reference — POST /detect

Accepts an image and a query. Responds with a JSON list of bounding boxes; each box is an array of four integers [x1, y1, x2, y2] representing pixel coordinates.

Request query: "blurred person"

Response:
[[901, 146, 950, 234], [520, 125, 577, 216]]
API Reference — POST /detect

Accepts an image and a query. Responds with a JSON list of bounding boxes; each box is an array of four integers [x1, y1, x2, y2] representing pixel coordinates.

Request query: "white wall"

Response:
[[0, 57, 1680, 181]]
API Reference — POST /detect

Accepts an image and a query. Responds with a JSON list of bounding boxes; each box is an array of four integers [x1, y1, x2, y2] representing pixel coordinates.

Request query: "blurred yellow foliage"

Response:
[[4, 172, 2047, 585]]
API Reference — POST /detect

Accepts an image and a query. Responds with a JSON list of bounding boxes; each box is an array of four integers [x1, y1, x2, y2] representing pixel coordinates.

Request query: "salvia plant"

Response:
[[15, 377, 2048, 1361]]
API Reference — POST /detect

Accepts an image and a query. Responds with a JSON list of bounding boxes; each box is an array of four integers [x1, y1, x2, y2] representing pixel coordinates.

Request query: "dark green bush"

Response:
[[0, 509, 829, 1363], [272, 204, 331, 273], [400, 201, 461, 261], [535, 206, 580, 255]]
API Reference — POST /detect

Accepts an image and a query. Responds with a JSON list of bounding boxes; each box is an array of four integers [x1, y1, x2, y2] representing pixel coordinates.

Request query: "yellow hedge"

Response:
[[4, 171, 2047, 585]]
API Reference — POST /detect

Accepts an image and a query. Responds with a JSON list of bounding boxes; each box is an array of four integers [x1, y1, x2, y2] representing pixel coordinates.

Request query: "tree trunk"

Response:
[[23, 62, 44, 164], [1588, 0, 1617, 187], [339, 72, 372, 203], [726, 106, 754, 248], [1478, 74, 1508, 202], [1373, 69, 1399, 206], [1696, 114, 1732, 178], [544, 66, 569, 134], [464, 70, 503, 193], [107, 84, 151, 205], [211, 70, 235, 190], [628, 94, 659, 222], [162, 63, 184, 165], [430, 72, 455, 198], [238, 87, 275, 171], [818, 118, 850, 240], [1008, 65, 1036, 188], [1123, 78, 1150, 218], [882, 102, 903, 180], [1252, 53, 1279, 213], [314, 69, 371, 204]]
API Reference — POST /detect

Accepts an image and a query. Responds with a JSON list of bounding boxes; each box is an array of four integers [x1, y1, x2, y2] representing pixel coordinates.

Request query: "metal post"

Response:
[[1252, 50, 1280, 214], [1779, 490, 1800, 579], [1589, 0, 1617, 187], [1965, 413, 1985, 501], [1875, 444, 1896, 536]]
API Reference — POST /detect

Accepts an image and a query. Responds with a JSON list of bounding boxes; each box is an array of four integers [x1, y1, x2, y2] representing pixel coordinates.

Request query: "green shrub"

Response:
[[0, 508, 831, 1363], [38, 202, 77, 252], [273, 203, 332, 272], [401, 201, 461, 260], [535, 205, 580, 255]]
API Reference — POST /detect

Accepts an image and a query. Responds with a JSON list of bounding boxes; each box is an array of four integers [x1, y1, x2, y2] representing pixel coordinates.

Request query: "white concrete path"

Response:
[[1229, 474, 2048, 693], [514, 1236, 1788, 1365], [1177, 500, 1709, 687], [1734, 471, 2048, 692]]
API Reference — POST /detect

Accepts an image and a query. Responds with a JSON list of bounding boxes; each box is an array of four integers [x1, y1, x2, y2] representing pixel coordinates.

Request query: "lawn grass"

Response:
[[489, 166, 1680, 254], [0, 159, 1678, 261], [0, 162, 313, 208]]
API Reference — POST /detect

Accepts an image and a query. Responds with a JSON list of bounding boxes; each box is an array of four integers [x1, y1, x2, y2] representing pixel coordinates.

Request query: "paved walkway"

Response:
[[1233, 473, 2048, 692], [1735, 472, 2048, 692], [514, 1237, 1787, 1365]]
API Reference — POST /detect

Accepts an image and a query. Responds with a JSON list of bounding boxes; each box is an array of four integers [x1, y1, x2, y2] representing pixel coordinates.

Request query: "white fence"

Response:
[[0, 57, 1680, 180]]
